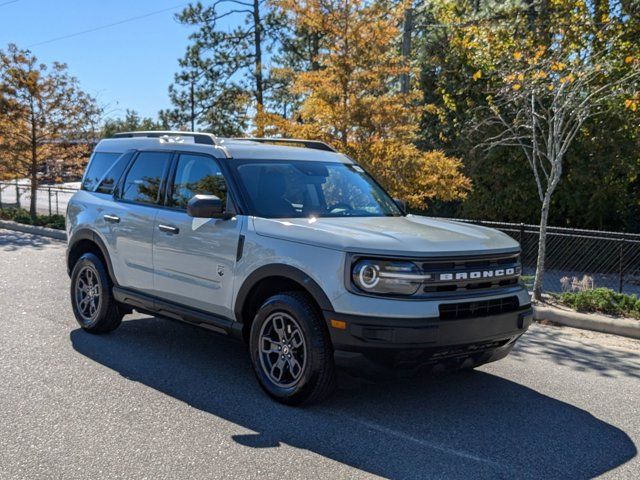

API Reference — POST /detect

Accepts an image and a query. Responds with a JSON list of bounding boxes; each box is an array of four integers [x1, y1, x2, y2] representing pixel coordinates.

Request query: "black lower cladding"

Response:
[[323, 300, 533, 370]]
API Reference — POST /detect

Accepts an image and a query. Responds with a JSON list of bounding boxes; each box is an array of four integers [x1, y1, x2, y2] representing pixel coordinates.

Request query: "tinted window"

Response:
[[82, 152, 122, 191], [233, 160, 401, 218], [95, 152, 133, 195], [121, 152, 171, 204], [170, 154, 227, 210]]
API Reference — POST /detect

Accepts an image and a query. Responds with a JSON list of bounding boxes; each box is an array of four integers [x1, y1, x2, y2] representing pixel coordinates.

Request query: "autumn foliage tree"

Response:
[[260, 0, 471, 208], [0, 44, 101, 216], [446, 1, 640, 298]]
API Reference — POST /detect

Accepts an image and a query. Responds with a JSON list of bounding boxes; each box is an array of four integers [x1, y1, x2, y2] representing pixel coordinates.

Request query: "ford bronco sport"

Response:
[[66, 131, 533, 405]]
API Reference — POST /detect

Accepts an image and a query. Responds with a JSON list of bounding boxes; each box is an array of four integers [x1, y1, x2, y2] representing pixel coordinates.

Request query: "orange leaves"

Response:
[[532, 46, 546, 64], [262, 0, 471, 207], [472, 70, 482, 81], [625, 95, 639, 112]]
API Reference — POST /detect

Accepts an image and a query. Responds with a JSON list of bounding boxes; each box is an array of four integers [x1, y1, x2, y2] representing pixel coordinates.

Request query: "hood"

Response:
[[252, 214, 519, 257]]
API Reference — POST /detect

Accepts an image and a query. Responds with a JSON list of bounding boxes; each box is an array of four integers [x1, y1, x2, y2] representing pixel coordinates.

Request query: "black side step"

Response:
[[113, 286, 242, 339]]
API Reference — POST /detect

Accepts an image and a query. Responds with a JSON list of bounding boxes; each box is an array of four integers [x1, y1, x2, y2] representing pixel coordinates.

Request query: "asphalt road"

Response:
[[1, 229, 639, 479]]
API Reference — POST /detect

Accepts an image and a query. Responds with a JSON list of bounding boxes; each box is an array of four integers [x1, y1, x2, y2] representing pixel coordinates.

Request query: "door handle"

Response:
[[103, 214, 120, 223], [158, 224, 180, 234]]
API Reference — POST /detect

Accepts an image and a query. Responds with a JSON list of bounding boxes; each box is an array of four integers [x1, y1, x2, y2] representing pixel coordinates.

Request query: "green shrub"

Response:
[[521, 275, 535, 288], [0, 208, 65, 230], [559, 288, 640, 320]]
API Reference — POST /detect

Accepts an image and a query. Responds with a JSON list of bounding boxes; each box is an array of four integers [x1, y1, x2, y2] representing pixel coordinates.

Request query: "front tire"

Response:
[[249, 292, 335, 405], [70, 253, 123, 333]]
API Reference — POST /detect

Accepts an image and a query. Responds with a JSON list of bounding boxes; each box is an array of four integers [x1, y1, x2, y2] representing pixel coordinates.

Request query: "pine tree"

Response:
[[166, 0, 281, 135]]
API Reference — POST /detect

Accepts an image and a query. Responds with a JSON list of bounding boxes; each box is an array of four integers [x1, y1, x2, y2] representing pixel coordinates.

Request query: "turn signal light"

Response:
[[330, 319, 347, 330]]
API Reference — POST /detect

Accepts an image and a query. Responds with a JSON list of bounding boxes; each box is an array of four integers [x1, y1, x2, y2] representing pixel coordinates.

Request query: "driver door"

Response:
[[152, 153, 241, 319]]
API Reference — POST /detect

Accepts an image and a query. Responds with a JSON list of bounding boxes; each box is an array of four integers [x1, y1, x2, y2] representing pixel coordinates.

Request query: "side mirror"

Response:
[[393, 198, 407, 213], [187, 194, 225, 218]]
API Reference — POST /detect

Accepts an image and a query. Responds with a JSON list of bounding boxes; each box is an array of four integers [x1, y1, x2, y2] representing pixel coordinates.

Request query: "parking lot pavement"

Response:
[[1, 228, 639, 480]]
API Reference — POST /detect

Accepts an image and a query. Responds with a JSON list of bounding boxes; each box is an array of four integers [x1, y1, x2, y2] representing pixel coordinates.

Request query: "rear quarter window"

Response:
[[82, 152, 123, 191], [95, 152, 134, 195]]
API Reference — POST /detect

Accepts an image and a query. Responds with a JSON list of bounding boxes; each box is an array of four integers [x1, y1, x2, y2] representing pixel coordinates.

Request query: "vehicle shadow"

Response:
[[71, 317, 636, 479]]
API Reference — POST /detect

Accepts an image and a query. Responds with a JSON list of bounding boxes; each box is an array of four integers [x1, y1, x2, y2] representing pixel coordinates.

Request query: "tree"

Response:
[[101, 109, 167, 138], [168, 0, 280, 135], [411, 1, 640, 233], [0, 44, 101, 216], [262, 0, 471, 208], [160, 39, 250, 135], [465, 3, 640, 299]]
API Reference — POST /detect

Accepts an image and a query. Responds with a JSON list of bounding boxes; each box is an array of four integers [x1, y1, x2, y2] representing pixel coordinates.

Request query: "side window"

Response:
[[170, 154, 227, 210], [82, 152, 122, 191], [95, 151, 133, 195], [120, 152, 171, 204]]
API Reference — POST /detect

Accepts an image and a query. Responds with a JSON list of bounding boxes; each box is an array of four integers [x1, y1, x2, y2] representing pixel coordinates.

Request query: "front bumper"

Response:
[[323, 306, 533, 374]]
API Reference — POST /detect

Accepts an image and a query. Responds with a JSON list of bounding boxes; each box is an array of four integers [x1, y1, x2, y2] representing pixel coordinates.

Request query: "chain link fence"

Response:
[[450, 219, 640, 296], [1, 180, 639, 297], [0, 181, 78, 216]]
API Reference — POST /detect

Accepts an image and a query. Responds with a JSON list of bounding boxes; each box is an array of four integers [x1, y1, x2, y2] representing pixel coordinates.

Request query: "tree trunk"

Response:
[[400, 8, 413, 94], [190, 79, 195, 131], [29, 145, 37, 218], [29, 110, 38, 218], [310, 32, 320, 71], [15, 179, 21, 209], [532, 191, 552, 300], [252, 0, 264, 136]]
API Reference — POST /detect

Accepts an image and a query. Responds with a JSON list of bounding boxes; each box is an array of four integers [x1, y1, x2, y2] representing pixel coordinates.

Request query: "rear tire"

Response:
[[249, 292, 336, 406], [70, 253, 123, 333]]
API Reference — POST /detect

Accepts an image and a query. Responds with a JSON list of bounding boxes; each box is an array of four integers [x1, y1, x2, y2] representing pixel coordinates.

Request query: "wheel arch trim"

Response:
[[67, 229, 117, 285], [234, 264, 334, 323]]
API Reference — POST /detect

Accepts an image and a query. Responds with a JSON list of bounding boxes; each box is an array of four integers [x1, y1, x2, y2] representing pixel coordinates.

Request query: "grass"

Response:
[[557, 288, 640, 320], [0, 207, 65, 230]]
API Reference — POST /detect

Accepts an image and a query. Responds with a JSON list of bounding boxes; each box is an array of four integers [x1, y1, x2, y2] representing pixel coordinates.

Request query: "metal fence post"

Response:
[[618, 238, 626, 293], [48, 187, 52, 216], [519, 223, 525, 263], [55, 191, 59, 215], [15, 180, 21, 209], [0, 183, 3, 210]]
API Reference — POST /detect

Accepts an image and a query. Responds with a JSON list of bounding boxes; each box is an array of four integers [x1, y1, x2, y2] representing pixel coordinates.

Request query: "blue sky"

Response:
[[0, 0, 230, 120]]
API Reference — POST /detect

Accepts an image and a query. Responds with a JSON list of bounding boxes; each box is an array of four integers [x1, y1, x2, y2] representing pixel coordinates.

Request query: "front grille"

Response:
[[420, 253, 521, 294], [439, 296, 520, 320]]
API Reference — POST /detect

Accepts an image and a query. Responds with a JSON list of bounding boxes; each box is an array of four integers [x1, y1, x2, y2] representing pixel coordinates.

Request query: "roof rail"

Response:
[[112, 131, 218, 146], [233, 137, 337, 153]]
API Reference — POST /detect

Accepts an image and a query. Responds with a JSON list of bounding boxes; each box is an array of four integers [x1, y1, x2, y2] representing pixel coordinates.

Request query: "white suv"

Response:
[[66, 131, 532, 405]]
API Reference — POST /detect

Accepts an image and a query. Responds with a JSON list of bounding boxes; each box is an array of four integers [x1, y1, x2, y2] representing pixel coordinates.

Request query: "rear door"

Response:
[[103, 151, 172, 294], [152, 152, 241, 319]]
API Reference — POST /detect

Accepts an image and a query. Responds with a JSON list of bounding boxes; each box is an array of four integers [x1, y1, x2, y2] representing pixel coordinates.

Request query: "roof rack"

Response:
[[112, 131, 218, 146], [232, 137, 337, 153]]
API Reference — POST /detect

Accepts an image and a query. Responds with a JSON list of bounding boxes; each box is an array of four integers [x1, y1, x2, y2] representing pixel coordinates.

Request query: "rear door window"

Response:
[[120, 152, 171, 205]]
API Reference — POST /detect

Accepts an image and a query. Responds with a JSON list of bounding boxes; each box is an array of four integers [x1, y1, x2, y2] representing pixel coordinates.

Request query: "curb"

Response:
[[534, 304, 640, 340], [0, 219, 66, 241]]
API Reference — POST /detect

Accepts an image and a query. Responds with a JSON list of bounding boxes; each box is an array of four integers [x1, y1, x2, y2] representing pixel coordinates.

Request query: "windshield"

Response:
[[232, 160, 402, 218]]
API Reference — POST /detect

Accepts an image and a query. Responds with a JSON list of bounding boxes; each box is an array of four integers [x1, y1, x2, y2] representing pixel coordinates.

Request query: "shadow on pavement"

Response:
[[0, 229, 56, 251], [511, 326, 640, 379], [71, 317, 636, 479]]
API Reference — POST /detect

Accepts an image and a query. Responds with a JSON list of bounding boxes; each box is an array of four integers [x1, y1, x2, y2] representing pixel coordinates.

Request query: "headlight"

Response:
[[351, 259, 422, 295]]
